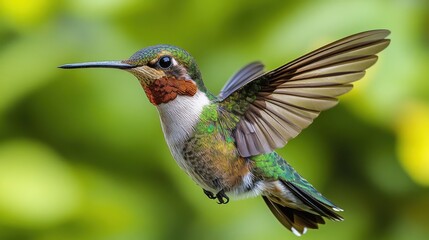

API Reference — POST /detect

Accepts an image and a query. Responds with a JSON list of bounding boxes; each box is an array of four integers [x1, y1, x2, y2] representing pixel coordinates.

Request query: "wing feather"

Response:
[[218, 62, 265, 100], [274, 85, 353, 98], [284, 72, 365, 86]]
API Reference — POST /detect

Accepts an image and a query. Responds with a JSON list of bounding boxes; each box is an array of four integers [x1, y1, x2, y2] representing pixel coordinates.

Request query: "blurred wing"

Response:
[[218, 61, 265, 100], [219, 30, 391, 157]]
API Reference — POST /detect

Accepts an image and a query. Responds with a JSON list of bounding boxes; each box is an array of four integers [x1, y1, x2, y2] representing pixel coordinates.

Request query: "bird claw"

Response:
[[203, 189, 229, 204], [215, 190, 229, 204], [203, 189, 216, 199]]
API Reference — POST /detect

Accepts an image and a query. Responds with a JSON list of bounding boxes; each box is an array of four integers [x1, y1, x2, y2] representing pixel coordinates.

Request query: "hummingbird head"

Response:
[[59, 45, 206, 105]]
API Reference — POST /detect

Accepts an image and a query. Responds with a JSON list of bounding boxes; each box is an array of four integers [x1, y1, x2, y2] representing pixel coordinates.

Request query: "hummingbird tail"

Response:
[[262, 180, 343, 236]]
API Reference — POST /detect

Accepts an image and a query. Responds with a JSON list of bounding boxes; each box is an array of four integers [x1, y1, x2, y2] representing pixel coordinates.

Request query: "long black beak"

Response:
[[58, 61, 136, 69]]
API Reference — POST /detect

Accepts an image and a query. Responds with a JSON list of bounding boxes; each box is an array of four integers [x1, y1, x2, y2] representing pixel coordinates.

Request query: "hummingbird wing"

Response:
[[218, 61, 265, 100], [218, 30, 390, 157]]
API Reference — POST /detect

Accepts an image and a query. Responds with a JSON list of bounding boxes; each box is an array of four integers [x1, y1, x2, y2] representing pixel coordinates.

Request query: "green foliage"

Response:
[[0, 0, 428, 240]]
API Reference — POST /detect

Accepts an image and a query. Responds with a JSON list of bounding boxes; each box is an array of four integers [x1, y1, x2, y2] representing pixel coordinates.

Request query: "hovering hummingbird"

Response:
[[60, 30, 390, 236]]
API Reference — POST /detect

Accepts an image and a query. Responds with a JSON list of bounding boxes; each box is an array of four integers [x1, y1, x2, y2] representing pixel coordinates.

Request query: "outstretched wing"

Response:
[[219, 30, 391, 157]]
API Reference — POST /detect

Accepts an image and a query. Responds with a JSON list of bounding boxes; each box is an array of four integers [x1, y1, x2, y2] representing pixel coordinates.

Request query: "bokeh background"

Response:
[[0, 0, 428, 239]]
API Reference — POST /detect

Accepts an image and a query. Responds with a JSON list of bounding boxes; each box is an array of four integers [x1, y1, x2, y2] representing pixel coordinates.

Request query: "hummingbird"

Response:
[[59, 30, 390, 236]]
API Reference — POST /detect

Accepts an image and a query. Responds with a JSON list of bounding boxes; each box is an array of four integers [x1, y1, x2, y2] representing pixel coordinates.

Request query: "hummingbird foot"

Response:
[[203, 189, 216, 199], [215, 189, 229, 204]]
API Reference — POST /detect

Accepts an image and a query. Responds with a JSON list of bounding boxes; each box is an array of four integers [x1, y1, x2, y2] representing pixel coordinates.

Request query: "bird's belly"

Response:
[[168, 134, 253, 193], [168, 142, 215, 190]]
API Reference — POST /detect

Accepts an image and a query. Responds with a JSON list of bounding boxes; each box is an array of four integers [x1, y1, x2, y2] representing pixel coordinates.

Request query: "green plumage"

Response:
[[219, 78, 264, 115]]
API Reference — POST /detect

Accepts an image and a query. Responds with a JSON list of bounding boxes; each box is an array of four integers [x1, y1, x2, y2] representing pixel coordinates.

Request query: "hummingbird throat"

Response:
[[142, 76, 198, 105]]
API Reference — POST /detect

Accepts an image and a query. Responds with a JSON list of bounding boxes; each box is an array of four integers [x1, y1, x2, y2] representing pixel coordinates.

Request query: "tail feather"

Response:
[[263, 180, 343, 236], [284, 180, 343, 221], [263, 196, 325, 236]]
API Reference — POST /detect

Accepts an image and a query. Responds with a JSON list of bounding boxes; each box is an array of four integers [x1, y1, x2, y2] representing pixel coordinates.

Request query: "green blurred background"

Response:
[[0, 0, 428, 239]]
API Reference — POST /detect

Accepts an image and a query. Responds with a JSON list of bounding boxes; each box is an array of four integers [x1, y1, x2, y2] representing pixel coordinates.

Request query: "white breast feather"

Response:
[[156, 90, 210, 171]]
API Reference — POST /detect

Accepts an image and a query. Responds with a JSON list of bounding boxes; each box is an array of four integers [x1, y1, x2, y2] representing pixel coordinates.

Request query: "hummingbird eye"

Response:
[[158, 56, 172, 69]]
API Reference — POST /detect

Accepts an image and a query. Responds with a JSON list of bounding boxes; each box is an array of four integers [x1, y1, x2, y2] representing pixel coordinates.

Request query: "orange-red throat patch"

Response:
[[142, 77, 197, 105]]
